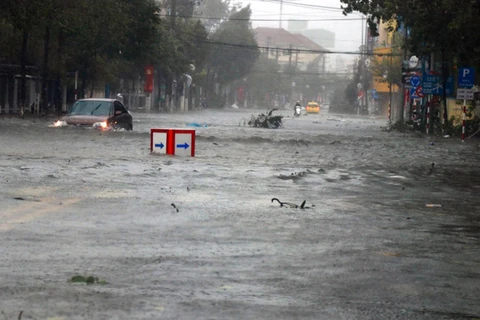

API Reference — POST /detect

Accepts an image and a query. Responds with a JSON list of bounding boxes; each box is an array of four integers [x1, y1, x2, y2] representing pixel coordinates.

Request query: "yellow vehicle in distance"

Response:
[[305, 101, 320, 114]]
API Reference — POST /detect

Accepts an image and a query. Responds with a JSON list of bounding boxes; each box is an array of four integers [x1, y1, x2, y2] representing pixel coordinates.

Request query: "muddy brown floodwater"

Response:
[[1, 109, 480, 320]]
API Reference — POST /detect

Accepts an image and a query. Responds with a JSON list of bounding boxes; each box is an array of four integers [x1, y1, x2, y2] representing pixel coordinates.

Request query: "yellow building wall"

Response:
[[373, 77, 393, 92], [372, 47, 399, 93], [446, 99, 475, 124], [372, 20, 399, 93]]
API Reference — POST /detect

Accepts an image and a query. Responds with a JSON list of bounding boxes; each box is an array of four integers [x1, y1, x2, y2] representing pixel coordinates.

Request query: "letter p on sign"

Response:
[[458, 67, 475, 88]]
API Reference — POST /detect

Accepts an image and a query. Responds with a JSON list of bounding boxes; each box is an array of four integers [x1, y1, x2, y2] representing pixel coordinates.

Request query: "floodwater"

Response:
[[1, 109, 479, 319]]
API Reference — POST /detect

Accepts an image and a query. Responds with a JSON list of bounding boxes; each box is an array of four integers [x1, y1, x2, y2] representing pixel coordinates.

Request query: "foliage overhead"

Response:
[[194, 0, 231, 31], [0, 0, 207, 90], [340, 0, 480, 68]]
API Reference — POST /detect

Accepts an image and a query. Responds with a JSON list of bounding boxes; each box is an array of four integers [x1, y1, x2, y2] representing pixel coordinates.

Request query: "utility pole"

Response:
[[389, 54, 393, 122], [266, 36, 271, 59], [168, 0, 177, 112], [364, 19, 369, 115], [295, 48, 299, 71], [400, 25, 408, 124], [279, 0, 283, 29], [288, 44, 293, 68], [358, 15, 365, 115], [361, 16, 364, 55]]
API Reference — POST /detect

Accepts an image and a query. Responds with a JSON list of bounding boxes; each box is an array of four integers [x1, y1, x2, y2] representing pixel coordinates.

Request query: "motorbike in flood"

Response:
[[294, 105, 301, 117]]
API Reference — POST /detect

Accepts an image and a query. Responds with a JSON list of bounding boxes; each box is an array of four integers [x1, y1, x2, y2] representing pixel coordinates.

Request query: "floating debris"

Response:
[[69, 275, 107, 285], [248, 109, 283, 129], [171, 203, 179, 212], [13, 197, 41, 202], [271, 198, 313, 209], [428, 162, 435, 175]]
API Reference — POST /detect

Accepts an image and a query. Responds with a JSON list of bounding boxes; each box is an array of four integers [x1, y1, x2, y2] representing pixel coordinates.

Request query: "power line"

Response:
[[251, 0, 363, 16], [249, 70, 353, 76], [157, 14, 364, 22], [250, 0, 346, 11], [252, 11, 351, 17], [201, 38, 400, 56], [178, 29, 400, 57]]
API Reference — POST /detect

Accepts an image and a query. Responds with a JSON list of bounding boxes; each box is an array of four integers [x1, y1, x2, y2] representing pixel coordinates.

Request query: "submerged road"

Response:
[[1, 109, 479, 319]]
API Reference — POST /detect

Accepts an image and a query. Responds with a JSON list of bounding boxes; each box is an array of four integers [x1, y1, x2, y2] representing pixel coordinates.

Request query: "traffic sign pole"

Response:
[[456, 67, 475, 142], [388, 103, 391, 123], [462, 102, 466, 143], [426, 99, 430, 134]]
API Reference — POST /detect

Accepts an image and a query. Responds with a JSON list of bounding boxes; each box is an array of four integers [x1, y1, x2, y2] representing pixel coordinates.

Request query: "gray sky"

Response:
[[239, 0, 365, 53]]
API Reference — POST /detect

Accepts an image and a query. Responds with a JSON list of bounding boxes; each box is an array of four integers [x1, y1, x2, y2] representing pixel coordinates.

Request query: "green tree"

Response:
[[339, 0, 480, 69], [340, 0, 480, 122], [194, 0, 232, 31], [206, 5, 259, 98], [0, 0, 48, 114], [0, 0, 206, 113], [247, 54, 283, 107]]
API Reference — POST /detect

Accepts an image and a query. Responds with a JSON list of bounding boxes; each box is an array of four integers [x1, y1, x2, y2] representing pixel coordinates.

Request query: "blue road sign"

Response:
[[423, 75, 454, 96], [458, 67, 475, 88], [410, 75, 421, 87], [155, 142, 164, 149], [410, 87, 420, 99], [422, 75, 439, 94]]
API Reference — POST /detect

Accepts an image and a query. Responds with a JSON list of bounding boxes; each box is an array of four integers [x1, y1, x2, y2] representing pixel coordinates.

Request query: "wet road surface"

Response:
[[1, 109, 479, 319]]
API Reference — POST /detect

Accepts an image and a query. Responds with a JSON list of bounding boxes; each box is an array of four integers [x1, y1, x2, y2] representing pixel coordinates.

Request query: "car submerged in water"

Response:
[[53, 98, 133, 131]]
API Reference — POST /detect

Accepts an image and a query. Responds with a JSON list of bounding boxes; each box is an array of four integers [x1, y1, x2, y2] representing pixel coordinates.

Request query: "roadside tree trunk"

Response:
[[41, 25, 51, 114], [55, 29, 64, 116], [19, 29, 28, 118]]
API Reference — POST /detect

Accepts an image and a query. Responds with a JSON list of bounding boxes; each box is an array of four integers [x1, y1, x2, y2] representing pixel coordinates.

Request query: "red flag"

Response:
[[144, 65, 154, 93]]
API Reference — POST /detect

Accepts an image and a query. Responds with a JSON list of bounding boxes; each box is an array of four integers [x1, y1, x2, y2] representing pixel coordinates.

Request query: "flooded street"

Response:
[[1, 109, 479, 319]]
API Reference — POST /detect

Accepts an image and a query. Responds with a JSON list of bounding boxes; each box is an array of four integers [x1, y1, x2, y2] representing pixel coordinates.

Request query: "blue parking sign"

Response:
[[458, 67, 475, 88]]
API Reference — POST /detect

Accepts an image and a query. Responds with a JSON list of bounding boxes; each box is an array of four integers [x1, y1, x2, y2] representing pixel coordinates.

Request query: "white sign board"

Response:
[[152, 131, 168, 154], [408, 56, 419, 69], [457, 88, 474, 100], [174, 133, 193, 157]]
